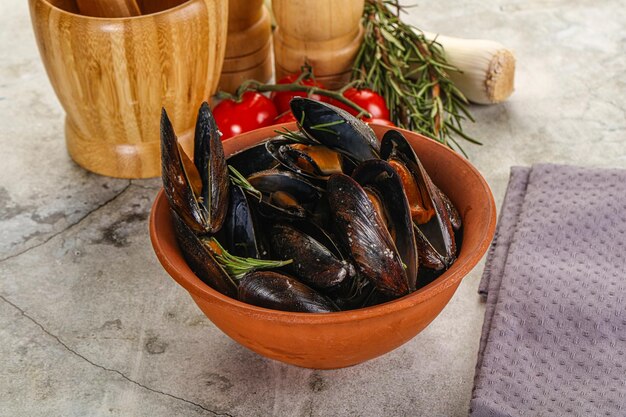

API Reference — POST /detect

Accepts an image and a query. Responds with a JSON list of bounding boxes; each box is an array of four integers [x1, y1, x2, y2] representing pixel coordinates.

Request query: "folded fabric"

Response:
[[471, 164, 626, 417]]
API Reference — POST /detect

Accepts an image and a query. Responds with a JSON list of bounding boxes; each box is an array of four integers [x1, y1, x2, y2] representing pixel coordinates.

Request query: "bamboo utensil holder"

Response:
[[219, 0, 272, 93], [29, 0, 228, 178], [272, 0, 364, 88]]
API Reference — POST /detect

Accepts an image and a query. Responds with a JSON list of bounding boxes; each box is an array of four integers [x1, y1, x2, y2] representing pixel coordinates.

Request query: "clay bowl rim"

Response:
[[150, 122, 496, 325], [37, 0, 199, 21]]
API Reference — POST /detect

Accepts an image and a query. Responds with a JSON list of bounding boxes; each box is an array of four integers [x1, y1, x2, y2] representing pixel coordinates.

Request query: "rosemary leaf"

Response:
[[203, 237, 292, 280]]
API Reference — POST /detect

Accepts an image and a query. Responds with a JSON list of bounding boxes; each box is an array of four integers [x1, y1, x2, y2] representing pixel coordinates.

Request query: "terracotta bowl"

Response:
[[149, 123, 496, 369]]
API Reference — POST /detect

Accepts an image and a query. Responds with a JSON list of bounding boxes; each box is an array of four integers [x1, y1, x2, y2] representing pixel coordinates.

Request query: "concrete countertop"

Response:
[[1, 0, 624, 416]]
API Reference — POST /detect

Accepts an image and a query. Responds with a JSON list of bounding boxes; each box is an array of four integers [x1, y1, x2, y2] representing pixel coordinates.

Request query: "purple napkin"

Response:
[[471, 164, 626, 417]]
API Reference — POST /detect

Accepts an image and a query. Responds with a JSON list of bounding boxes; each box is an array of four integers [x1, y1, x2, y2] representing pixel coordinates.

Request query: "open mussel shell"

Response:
[[270, 222, 355, 289], [238, 271, 339, 313], [160, 105, 229, 234], [266, 138, 352, 181], [246, 169, 324, 219], [220, 185, 265, 259], [353, 159, 419, 291], [327, 173, 410, 297], [290, 97, 380, 162], [170, 209, 238, 298], [380, 130, 458, 268], [227, 140, 279, 177], [435, 185, 462, 231]]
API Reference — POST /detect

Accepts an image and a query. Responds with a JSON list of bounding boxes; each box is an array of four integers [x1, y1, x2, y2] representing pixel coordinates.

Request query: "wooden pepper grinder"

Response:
[[218, 0, 273, 93], [272, 0, 364, 88]]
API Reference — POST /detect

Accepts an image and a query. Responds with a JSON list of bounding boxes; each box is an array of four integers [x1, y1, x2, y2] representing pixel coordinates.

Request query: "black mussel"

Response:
[[227, 140, 279, 177], [380, 130, 458, 268], [266, 138, 350, 181], [220, 185, 265, 259], [247, 169, 324, 218], [270, 222, 355, 289], [413, 225, 446, 271], [435, 185, 462, 231], [161, 104, 229, 234], [353, 160, 419, 291], [238, 271, 339, 313], [290, 97, 380, 162], [327, 173, 410, 297], [171, 209, 238, 298]]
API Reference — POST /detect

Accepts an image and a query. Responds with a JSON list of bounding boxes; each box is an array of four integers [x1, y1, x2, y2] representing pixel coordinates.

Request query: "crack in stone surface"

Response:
[[0, 182, 132, 263], [0, 294, 234, 417]]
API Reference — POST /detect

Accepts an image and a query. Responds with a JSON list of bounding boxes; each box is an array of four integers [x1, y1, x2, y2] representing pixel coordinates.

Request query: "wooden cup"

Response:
[[29, 0, 228, 178]]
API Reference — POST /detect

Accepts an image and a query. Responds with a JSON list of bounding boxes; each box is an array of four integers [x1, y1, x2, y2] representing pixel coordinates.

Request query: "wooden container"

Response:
[[150, 123, 497, 369], [272, 0, 364, 86], [29, 0, 228, 178], [218, 1, 272, 93]]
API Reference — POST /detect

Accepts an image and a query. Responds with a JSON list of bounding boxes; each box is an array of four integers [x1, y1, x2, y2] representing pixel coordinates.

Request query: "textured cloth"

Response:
[[471, 164, 626, 417]]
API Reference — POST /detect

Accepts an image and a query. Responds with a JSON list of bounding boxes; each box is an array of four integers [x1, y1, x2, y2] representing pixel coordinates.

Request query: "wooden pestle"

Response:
[[76, 0, 142, 17]]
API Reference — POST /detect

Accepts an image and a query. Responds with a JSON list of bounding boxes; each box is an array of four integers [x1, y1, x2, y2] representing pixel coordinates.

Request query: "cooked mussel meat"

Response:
[[266, 138, 350, 180], [239, 271, 339, 312]]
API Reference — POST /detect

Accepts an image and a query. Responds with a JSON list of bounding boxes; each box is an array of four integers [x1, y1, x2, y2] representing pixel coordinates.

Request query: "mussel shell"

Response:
[[327, 173, 410, 297], [161, 109, 206, 234], [380, 129, 417, 165], [238, 271, 339, 313], [353, 159, 419, 291], [380, 130, 458, 267], [414, 224, 446, 271], [266, 138, 345, 181], [290, 97, 380, 162], [247, 169, 324, 218], [220, 185, 264, 259], [227, 140, 279, 177], [170, 209, 237, 298], [435, 185, 462, 231], [270, 223, 355, 289], [193, 102, 229, 234]]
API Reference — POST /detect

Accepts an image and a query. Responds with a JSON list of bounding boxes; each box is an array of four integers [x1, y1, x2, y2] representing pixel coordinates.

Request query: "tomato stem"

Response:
[[233, 79, 372, 119]]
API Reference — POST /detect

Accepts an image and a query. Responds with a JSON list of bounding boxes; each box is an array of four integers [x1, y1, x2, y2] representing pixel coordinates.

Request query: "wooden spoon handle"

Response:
[[76, 0, 142, 17]]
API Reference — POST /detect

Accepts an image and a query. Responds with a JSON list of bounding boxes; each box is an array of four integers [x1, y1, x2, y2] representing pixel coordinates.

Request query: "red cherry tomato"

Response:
[[363, 117, 395, 127], [270, 74, 328, 114], [332, 88, 390, 120], [213, 92, 278, 140], [273, 112, 297, 124]]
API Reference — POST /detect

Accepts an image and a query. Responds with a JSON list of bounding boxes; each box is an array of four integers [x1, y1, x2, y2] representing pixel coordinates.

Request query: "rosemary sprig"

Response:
[[274, 127, 310, 143], [228, 165, 262, 200], [353, 0, 480, 155], [309, 119, 345, 136], [203, 237, 292, 280]]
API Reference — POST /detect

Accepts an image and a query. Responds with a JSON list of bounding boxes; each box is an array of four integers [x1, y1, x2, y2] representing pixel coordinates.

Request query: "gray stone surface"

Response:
[[0, 0, 624, 416]]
